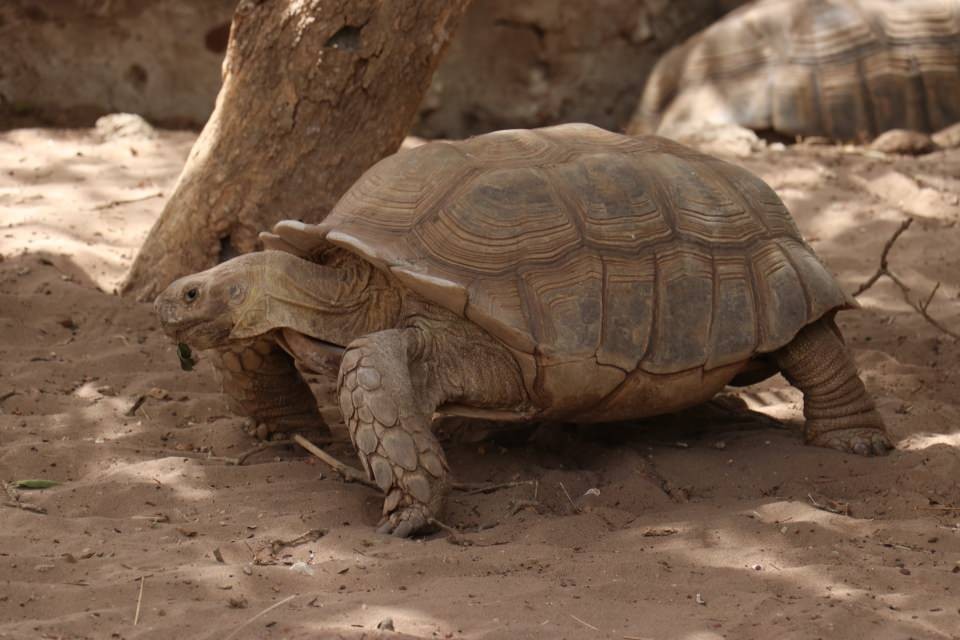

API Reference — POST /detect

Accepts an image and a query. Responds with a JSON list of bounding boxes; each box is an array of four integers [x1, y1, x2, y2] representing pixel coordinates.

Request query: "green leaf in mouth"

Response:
[[177, 343, 196, 372]]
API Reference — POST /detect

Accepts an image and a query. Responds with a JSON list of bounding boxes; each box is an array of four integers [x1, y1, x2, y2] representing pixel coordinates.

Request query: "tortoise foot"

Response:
[[243, 418, 329, 442], [376, 503, 435, 538], [808, 427, 892, 456]]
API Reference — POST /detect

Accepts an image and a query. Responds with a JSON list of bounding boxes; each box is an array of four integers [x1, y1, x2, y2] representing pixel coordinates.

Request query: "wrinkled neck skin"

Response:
[[231, 249, 402, 349]]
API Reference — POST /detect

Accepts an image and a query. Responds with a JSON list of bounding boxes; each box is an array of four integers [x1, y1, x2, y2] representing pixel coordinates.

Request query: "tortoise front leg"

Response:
[[774, 318, 892, 456], [214, 337, 330, 440], [338, 324, 528, 537], [338, 329, 450, 537]]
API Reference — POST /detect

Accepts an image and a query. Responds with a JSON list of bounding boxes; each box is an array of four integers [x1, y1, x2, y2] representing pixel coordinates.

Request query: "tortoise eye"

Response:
[[184, 287, 200, 303]]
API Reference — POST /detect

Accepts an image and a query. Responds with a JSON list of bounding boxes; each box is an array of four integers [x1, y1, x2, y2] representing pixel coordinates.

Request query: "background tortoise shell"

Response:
[[266, 124, 852, 414], [628, 0, 960, 141]]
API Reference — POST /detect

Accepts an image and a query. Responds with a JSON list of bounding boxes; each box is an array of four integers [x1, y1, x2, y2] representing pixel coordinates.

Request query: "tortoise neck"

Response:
[[232, 250, 401, 348]]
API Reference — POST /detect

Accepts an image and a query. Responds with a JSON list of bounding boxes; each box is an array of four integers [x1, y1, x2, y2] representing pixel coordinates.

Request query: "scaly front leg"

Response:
[[337, 329, 450, 537]]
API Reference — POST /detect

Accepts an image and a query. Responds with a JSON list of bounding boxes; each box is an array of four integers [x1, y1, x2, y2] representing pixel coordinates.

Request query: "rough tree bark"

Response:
[[122, 0, 471, 300]]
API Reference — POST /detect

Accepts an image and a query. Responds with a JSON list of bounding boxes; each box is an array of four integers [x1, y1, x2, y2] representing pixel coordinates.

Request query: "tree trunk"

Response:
[[122, 0, 471, 300]]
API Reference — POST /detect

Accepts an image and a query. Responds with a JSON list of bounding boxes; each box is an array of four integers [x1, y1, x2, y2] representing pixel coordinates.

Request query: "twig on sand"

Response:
[[853, 218, 958, 340], [808, 493, 850, 516], [92, 191, 164, 210], [223, 594, 297, 640], [2, 482, 47, 515], [225, 439, 333, 466], [559, 482, 580, 514], [916, 505, 960, 512], [429, 518, 471, 546], [453, 480, 537, 496], [569, 614, 600, 631], [269, 528, 327, 556], [292, 434, 536, 497], [133, 576, 145, 625], [292, 435, 380, 490], [3, 501, 47, 514]]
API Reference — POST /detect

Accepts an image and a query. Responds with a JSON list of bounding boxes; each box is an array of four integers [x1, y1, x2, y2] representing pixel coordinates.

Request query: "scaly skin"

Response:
[[213, 336, 330, 441], [335, 319, 529, 536], [775, 318, 892, 456], [337, 329, 450, 536]]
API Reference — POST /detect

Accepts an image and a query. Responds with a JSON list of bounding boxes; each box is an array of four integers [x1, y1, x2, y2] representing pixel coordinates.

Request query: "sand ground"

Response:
[[0, 126, 958, 640]]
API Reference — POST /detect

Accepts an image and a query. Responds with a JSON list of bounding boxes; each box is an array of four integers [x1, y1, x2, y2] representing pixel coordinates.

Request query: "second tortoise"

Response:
[[629, 0, 960, 144]]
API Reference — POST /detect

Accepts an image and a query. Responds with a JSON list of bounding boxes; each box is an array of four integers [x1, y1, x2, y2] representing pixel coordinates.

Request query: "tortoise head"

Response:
[[155, 252, 265, 350]]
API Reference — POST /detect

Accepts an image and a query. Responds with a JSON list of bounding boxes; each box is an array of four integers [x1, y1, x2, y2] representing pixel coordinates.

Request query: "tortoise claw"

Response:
[[376, 504, 433, 538], [809, 428, 893, 456]]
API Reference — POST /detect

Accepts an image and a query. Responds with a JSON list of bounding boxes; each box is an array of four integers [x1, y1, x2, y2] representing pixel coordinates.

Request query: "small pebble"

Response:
[[377, 617, 395, 631]]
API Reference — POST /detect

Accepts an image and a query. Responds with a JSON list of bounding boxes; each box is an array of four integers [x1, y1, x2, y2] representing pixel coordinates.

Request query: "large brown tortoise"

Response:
[[628, 0, 960, 143], [155, 123, 891, 537]]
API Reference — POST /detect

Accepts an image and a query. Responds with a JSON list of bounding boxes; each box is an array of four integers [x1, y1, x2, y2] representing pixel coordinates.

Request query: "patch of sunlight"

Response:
[[93, 458, 215, 501], [43, 404, 144, 441], [750, 501, 872, 536], [796, 200, 865, 244], [899, 431, 960, 450]]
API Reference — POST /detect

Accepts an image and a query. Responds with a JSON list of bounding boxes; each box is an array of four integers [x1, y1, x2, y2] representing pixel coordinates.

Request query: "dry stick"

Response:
[[223, 594, 297, 640], [428, 518, 471, 546], [2, 482, 47, 515], [569, 614, 600, 632], [92, 191, 164, 210], [3, 501, 47, 514], [808, 493, 849, 516], [138, 438, 332, 466], [853, 217, 959, 340], [133, 576, 145, 625], [226, 439, 334, 466], [292, 434, 379, 490], [269, 528, 326, 555], [454, 480, 536, 496], [559, 482, 580, 513], [292, 434, 535, 495]]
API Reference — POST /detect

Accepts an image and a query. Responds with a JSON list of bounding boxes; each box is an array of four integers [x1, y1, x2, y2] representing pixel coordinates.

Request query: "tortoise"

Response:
[[155, 123, 891, 537], [628, 0, 960, 144]]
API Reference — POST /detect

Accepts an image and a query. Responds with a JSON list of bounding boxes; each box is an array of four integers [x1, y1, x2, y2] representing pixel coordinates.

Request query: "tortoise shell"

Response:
[[264, 124, 852, 414], [628, 0, 960, 141]]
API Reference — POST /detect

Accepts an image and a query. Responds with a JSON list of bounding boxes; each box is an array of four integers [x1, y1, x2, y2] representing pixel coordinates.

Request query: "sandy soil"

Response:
[[0, 125, 959, 640]]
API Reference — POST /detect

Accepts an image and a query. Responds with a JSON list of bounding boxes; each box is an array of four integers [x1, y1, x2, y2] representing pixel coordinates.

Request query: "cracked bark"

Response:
[[122, 0, 471, 300]]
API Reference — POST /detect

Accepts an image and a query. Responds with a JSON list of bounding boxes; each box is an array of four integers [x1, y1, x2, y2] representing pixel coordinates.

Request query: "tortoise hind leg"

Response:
[[214, 337, 329, 440], [773, 318, 892, 456]]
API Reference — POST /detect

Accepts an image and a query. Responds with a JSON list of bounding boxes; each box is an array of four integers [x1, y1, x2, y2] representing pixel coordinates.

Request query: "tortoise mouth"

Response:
[[164, 320, 233, 350]]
